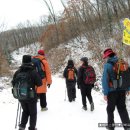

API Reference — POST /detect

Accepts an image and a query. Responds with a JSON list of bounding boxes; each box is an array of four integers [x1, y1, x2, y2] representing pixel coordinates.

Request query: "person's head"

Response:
[[38, 50, 45, 55], [22, 55, 32, 64], [103, 48, 116, 60], [67, 59, 74, 67], [80, 57, 88, 66]]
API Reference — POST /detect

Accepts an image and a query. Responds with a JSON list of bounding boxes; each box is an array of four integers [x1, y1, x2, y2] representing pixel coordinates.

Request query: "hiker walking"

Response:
[[77, 57, 96, 111], [63, 59, 77, 102], [12, 55, 42, 130], [102, 48, 130, 130], [32, 50, 52, 111]]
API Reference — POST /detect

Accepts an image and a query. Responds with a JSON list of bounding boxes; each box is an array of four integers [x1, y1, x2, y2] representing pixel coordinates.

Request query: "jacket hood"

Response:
[[33, 55, 46, 61], [20, 63, 34, 71], [107, 56, 118, 64]]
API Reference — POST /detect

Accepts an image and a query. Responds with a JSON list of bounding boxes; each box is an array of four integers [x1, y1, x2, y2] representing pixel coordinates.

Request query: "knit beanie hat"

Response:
[[68, 59, 74, 66], [22, 55, 32, 64]]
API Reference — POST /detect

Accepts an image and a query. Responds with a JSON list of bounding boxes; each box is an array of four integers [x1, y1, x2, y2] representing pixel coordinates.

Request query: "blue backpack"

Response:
[[32, 58, 46, 79]]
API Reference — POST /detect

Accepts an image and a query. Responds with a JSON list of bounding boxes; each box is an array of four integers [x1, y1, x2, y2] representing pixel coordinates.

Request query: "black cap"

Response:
[[68, 59, 74, 65], [80, 57, 88, 62], [22, 55, 32, 64], [80, 57, 88, 66]]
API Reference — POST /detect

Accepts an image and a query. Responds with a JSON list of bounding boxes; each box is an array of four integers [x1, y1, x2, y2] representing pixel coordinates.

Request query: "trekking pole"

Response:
[[18, 104, 22, 126], [15, 102, 20, 129], [64, 87, 66, 101], [117, 42, 123, 79]]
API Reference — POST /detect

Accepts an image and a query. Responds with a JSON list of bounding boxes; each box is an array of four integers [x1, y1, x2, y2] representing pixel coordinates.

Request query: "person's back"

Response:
[[77, 57, 95, 111], [102, 48, 130, 130], [63, 59, 77, 102], [12, 55, 42, 130], [32, 50, 52, 111]]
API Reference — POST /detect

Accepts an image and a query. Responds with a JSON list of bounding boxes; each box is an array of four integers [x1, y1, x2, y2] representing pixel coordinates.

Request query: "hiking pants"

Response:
[[38, 93, 47, 108], [66, 82, 76, 101], [80, 85, 93, 107], [107, 91, 130, 129], [20, 101, 37, 130]]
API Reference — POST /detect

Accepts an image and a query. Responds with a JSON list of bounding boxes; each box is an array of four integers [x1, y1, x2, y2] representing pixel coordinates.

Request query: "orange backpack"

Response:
[[109, 59, 130, 89], [113, 59, 128, 74], [67, 68, 75, 81]]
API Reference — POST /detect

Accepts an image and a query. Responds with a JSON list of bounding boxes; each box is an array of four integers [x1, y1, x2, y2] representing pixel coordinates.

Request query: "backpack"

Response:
[[12, 71, 35, 100], [67, 68, 75, 81], [109, 59, 130, 89], [83, 65, 96, 85], [32, 58, 46, 79]]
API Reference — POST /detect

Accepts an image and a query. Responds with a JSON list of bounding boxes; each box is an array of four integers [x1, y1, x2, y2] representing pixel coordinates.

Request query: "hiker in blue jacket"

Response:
[[102, 48, 130, 130]]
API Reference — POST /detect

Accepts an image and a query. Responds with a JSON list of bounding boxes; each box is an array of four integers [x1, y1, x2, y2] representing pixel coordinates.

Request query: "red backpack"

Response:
[[83, 65, 96, 85]]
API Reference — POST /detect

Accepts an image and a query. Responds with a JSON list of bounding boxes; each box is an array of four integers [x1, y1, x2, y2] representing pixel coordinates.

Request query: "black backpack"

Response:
[[83, 65, 96, 85], [32, 58, 46, 79], [12, 71, 35, 100]]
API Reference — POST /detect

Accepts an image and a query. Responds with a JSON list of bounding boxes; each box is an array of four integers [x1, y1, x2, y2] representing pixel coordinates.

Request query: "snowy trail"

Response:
[[0, 76, 126, 130]]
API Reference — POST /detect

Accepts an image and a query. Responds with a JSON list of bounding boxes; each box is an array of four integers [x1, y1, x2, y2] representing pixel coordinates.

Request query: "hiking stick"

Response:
[[64, 87, 67, 101], [117, 42, 123, 79], [18, 104, 22, 126], [15, 102, 20, 129]]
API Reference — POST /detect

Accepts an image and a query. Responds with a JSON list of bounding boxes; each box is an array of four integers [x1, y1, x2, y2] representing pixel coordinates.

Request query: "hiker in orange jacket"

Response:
[[33, 50, 52, 111]]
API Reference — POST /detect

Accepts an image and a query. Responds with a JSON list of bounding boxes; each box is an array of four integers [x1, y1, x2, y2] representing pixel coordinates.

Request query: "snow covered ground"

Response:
[[0, 41, 130, 130], [0, 75, 130, 130]]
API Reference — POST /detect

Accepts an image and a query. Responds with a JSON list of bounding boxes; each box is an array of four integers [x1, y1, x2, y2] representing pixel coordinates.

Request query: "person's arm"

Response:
[[77, 67, 83, 86], [43, 60, 52, 85], [102, 64, 110, 100], [11, 70, 20, 86], [74, 67, 78, 77], [126, 87, 130, 95], [63, 67, 67, 78]]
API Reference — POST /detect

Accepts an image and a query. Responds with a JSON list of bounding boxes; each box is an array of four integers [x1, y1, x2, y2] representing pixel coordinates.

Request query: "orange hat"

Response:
[[103, 48, 115, 59], [38, 50, 45, 55]]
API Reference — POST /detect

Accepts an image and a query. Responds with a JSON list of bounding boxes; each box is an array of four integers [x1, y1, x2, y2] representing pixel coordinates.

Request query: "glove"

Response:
[[47, 84, 51, 88], [126, 91, 130, 96]]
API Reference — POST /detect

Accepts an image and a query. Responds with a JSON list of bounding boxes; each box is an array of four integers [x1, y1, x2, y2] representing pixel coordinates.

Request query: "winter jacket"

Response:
[[63, 65, 77, 83], [33, 55, 52, 93], [102, 56, 130, 96], [12, 63, 42, 101]]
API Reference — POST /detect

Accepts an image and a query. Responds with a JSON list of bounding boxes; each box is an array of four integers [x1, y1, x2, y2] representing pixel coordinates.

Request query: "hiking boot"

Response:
[[106, 126, 114, 130], [28, 127, 37, 130], [41, 107, 48, 111], [82, 106, 87, 111], [90, 102, 94, 111], [19, 127, 25, 130], [125, 128, 130, 130], [72, 98, 75, 101], [69, 99, 72, 102], [106, 128, 114, 130]]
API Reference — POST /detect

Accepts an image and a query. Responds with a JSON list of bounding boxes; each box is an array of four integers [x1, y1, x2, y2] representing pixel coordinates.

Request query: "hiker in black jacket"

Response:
[[77, 57, 95, 111], [12, 55, 42, 130], [63, 59, 77, 102]]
